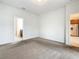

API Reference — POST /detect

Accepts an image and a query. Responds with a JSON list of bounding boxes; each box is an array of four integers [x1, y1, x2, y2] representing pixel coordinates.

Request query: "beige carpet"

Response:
[[0, 38, 79, 59]]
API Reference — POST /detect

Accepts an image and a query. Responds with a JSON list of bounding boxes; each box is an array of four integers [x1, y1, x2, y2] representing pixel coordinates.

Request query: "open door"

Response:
[[14, 17, 23, 41]]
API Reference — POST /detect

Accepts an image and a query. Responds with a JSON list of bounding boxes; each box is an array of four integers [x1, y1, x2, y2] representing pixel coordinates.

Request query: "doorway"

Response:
[[14, 17, 23, 41], [70, 13, 79, 47]]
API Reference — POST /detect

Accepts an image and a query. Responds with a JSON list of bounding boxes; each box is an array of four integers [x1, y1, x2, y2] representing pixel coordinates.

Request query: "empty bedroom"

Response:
[[0, 0, 79, 59]]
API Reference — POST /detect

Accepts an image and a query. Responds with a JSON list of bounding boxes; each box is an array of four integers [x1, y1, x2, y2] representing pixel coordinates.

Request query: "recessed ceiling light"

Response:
[[38, 0, 42, 2], [32, 0, 47, 5]]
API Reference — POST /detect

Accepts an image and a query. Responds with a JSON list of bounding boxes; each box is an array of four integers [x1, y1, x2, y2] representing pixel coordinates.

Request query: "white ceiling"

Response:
[[0, 0, 72, 14]]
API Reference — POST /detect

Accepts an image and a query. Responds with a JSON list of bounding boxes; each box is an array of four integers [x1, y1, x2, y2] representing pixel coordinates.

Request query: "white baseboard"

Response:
[[40, 35, 64, 43], [0, 35, 38, 45], [23, 35, 39, 40]]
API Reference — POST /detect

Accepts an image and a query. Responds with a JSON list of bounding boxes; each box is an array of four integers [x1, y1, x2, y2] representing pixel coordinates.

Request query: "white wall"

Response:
[[66, 1, 79, 45], [40, 8, 65, 43], [1, 1, 79, 45], [0, 3, 39, 44]]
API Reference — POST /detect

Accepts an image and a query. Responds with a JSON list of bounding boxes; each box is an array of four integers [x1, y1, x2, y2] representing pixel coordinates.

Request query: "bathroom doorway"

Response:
[[70, 13, 79, 47]]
